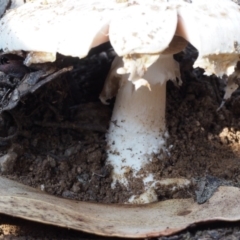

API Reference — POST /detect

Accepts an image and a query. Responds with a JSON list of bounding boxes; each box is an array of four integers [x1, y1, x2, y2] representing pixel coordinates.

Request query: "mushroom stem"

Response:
[[108, 81, 167, 186], [106, 55, 180, 199]]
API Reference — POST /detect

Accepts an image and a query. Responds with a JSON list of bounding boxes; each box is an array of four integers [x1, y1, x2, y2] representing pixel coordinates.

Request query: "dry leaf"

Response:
[[0, 176, 240, 238]]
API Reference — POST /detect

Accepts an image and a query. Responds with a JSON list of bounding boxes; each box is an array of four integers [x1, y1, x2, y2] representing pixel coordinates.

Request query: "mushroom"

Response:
[[0, 0, 240, 203], [100, 0, 240, 202], [99, 42, 186, 190]]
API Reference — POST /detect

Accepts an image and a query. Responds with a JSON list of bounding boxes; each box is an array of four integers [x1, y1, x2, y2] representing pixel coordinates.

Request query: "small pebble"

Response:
[[0, 152, 18, 174]]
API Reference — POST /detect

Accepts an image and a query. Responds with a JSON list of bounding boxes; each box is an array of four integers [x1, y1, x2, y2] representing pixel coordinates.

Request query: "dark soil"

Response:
[[0, 44, 240, 238]]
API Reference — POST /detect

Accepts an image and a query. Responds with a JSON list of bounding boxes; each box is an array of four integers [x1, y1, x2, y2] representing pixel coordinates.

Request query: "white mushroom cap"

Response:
[[0, 0, 123, 61], [109, 2, 178, 56], [177, 0, 240, 76]]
